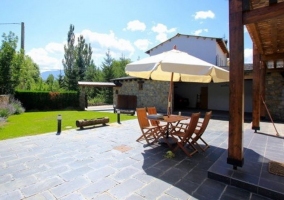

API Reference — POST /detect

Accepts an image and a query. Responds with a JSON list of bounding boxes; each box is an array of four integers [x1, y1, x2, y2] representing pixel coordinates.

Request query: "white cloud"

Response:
[[27, 47, 62, 72], [244, 48, 252, 63], [125, 20, 146, 31], [151, 23, 176, 42], [194, 10, 215, 20], [27, 29, 141, 72], [81, 29, 134, 53], [134, 39, 151, 51], [193, 29, 208, 36], [45, 42, 64, 53]]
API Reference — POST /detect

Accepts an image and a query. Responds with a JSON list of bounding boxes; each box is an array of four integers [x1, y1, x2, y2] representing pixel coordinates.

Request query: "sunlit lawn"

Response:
[[0, 110, 136, 140]]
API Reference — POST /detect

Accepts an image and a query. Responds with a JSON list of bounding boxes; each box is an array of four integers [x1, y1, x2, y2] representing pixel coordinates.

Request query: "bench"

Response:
[[114, 95, 137, 116], [76, 117, 109, 129]]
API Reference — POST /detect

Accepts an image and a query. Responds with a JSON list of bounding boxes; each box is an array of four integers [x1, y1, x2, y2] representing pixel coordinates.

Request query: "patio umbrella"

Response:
[[125, 47, 229, 115]]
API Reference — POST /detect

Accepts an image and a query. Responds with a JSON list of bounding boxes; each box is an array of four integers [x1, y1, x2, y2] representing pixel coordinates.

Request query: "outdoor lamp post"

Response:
[[117, 110, 120, 124], [57, 115, 62, 135]]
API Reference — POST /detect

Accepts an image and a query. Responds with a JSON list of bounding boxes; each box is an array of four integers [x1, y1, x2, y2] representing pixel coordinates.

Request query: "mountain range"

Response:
[[41, 70, 63, 80]]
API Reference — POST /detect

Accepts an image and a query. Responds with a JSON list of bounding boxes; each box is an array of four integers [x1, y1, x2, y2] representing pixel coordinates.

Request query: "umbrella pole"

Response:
[[167, 73, 174, 116]]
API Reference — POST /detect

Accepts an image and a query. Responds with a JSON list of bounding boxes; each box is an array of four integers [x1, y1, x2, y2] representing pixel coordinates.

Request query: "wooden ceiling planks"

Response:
[[244, 0, 284, 62]]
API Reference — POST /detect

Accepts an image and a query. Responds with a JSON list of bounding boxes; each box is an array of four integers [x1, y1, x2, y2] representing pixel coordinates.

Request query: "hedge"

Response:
[[14, 91, 79, 111]]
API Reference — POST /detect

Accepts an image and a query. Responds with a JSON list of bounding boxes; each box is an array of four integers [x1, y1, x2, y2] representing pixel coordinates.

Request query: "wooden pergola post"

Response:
[[260, 62, 266, 118], [227, 0, 244, 169], [252, 44, 261, 132]]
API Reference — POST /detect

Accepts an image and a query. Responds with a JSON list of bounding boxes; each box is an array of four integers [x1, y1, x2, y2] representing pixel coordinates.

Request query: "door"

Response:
[[200, 87, 208, 109]]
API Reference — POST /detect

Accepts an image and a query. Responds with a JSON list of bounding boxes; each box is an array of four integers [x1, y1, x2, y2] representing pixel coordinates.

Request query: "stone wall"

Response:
[[113, 79, 170, 113], [0, 95, 9, 106], [265, 72, 284, 121]]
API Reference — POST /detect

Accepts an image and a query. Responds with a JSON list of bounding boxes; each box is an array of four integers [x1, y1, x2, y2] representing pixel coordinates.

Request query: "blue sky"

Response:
[[1, 0, 253, 72]]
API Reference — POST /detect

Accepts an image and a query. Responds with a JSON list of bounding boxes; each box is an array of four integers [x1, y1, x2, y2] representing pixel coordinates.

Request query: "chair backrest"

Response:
[[136, 108, 151, 129], [184, 112, 200, 139], [147, 107, 159, 126], [196, 111, 212, 137]]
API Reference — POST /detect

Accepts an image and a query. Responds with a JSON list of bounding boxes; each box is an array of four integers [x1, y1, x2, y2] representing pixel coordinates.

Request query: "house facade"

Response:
[[145, 33, 229, 67], [112, 33, 284, 119]]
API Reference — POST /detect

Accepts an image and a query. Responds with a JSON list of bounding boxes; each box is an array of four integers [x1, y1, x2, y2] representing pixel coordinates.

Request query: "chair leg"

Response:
[[136, 129, 158, 145], [199, 138, 210, 151], [136, 135, 144, 142], [174, 141, 198, 157], [191, 138, 209, 152]]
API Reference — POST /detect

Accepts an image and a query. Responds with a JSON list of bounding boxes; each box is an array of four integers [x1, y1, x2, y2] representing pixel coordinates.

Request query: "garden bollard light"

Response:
[[113, 104, 116, 113], [117, 110, 120, 124], [57, 114, 62, 135]]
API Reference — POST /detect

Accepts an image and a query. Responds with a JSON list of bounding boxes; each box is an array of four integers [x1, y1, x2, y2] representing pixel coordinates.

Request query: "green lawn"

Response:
[[0, 111, 136, 140]]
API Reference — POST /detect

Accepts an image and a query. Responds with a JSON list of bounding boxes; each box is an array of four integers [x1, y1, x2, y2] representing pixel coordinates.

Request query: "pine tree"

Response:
[[101, 50, 115, 103], [62, 24, 77, 91]]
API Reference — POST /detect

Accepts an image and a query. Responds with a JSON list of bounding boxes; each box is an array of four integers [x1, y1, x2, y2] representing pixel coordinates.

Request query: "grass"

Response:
[[0, 110, 136, 140]]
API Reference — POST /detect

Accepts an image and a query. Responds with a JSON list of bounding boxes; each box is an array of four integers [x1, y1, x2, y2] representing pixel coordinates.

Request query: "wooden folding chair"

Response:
[[190, 111, 212, 152], [136, 108, 159, 144], [171, 112, 200, 157], [147, 107, 167, 139]]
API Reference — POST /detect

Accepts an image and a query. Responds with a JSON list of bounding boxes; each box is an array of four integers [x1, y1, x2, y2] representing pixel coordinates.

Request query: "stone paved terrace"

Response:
[[0, 108, 283, 199]]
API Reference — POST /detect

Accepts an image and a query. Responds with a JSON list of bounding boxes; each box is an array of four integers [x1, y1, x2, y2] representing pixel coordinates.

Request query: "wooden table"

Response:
[[147, 114, 190, 149]]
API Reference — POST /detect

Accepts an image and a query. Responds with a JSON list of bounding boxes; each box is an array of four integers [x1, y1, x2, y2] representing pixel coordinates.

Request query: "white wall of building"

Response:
[[148, 35, 227, 67], [174, 80, 252, 112]]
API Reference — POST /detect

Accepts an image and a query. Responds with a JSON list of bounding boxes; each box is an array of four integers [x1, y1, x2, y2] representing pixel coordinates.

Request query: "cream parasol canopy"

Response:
[[125, 47, 229, 115]]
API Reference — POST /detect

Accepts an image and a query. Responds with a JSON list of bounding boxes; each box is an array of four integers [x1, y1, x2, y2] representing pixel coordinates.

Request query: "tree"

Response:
[[14, 53, 41, 90], [101, 50, 115, 103], [62, 25, 94, 91], [76, 35, 92, 81], [0, 32, 18, 94], [112, 54, 130, 78], [46, 74, 55, 91], [62, 24, 77, 91], [102, 49, 115, 82]]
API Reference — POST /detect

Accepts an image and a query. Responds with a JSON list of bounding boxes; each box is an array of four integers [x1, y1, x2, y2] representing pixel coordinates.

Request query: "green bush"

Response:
[[88, 93, 106, 106], [10, 98, 25, 114], [0, 98, 25, 118], [14, 90, 79, 111], [0, 107, 10, 118]]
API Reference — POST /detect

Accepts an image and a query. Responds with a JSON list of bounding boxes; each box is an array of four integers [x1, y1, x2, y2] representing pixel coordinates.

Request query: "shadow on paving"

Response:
[[140, 144, 263, 200], [209, 147, 284, 200]]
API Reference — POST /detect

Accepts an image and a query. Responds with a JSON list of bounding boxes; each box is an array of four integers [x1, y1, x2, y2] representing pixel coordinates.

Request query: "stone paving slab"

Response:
[[0, 118, 277, 200]]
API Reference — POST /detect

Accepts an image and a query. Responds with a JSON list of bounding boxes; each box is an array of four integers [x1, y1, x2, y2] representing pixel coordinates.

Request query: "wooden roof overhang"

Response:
[[78, 81, 116, 87], [244, 0, 284, 71], [227, 0, 284, 169]]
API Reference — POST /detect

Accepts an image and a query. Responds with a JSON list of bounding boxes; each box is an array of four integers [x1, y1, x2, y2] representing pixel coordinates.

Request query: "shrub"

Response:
[[0, 98, 25, 118], [88, 94, 106, 106], [10, 98, 25, 114], [0, 107, 10, 118]]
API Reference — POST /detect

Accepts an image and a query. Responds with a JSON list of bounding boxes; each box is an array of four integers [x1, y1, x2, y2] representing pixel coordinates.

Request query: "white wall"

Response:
[[174, 80, 252, 112], [216, 44, 227, 66], [149, 35, 226, 66], [208, 83, 229, 111]]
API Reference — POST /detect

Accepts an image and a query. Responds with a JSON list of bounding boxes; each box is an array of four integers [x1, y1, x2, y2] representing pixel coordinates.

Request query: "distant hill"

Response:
[[41, 70, 64, 80]]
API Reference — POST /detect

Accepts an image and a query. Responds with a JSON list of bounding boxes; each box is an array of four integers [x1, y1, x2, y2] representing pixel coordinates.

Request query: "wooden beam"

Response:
[[252, 44, 261, 132], [260, 62, 266, 118], [242, 0, 251, 11], [243, 2, 284, 24], [246, 24, 264, 54], [262, 53, 284, 61], [227, 0, 244, 169], [270, 0, 278, 5], [267, 68, 284, 72], [271, 20, 278, 53]]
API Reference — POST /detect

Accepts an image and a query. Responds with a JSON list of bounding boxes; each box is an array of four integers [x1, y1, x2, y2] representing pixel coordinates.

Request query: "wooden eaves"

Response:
[[228, 0, 284, 169]]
